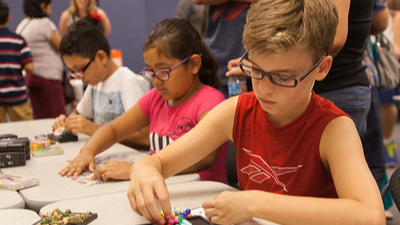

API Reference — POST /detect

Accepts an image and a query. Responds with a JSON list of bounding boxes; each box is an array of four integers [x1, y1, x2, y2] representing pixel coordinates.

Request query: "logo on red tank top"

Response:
[[241, 148, 303, 192]]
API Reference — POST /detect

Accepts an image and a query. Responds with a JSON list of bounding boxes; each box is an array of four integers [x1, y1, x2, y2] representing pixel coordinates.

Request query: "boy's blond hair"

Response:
[[243, 0, 338, 61]]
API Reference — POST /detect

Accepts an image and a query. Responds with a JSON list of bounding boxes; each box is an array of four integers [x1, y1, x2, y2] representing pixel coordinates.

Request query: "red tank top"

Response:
[[233, 91, 349, 197]]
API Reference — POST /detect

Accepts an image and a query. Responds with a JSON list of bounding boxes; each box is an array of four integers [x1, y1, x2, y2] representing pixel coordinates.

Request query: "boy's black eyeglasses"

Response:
[[69, 54, 96, 79], [239, 52, 325, 88], [140, 54, 202, 82]]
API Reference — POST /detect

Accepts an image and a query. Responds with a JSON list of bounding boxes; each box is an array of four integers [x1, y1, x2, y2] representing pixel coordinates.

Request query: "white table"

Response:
[[0, 119, 199, 212], [0, 190, 25, 209], [0, 209, 40, 225], [0, 119, 58, 139], [40, 181, 279, 225]]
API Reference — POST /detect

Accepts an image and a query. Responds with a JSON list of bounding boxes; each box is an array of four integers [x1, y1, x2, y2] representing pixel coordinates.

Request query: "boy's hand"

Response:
[[53, 114, 67, 130], [127, 161, 171, 225], [203, 191, 253, 225], [93, 160, 133, 182], [65, 114, 98, 135], [58, 150, 96, 177]]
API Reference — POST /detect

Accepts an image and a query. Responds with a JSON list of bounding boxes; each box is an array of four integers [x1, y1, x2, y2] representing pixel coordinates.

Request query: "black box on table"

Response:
[[0, 135, 30, 168]]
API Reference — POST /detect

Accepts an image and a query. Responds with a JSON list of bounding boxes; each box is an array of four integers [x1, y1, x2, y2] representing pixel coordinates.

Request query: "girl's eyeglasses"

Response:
[[140, 54, 202, 81]]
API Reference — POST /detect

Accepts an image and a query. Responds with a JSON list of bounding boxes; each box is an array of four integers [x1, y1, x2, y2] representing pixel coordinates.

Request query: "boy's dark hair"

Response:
[[59, 20, 110, 58], [0, 2, 9, 25], [143, 18, 220, 89], [23, 0, 51, 18]]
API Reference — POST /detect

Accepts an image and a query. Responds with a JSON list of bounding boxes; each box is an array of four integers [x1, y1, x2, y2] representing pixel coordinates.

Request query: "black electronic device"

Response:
[[0, 134, 18, 140], [0, 151, 26, 168], [0, 134, 30, 168], [0, 137, 30, 160]]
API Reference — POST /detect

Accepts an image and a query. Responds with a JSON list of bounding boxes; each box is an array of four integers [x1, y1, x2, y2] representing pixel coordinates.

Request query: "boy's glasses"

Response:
[[69, 54, 96, 78], [239, 52, 324, 88], [140, 54, 202, 82]]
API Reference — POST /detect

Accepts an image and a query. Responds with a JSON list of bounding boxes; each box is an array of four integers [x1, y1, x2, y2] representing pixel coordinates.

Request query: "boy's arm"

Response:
[[59, 103, 149, 176], [22, 62, 34, 74], [156, 96, 236, 178], [128, 96, 238, 224], [179, 109, 221, 174], [330, 0, 350, 57], [204, 116, 385, 225], [319, 116, 384, 224]]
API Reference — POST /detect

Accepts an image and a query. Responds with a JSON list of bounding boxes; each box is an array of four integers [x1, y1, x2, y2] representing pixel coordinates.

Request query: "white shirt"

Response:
[[16, 17, 63, 81], [77, 67, 150, 125]]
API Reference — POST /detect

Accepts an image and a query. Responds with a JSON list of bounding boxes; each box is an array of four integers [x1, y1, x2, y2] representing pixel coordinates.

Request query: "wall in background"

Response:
[[3, 0, 181, 73]]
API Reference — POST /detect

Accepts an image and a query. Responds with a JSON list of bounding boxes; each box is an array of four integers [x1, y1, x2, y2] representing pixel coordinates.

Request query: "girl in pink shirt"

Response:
[[59, 18, 228, 184]]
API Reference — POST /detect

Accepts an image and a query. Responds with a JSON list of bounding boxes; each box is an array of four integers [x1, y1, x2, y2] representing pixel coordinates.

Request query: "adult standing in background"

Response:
[[59, 0, 111, 36], [175, 0, 207, 35], [362, 0, 389, 192], [378, 5, 400, 166], [16, 0, 66, 119], [313, 0, 373, 138], [193, 0, 253, 98]]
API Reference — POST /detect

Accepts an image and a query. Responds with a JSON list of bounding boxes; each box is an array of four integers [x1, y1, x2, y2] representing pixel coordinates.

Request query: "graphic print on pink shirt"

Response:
[[150, 117, 195, 153]]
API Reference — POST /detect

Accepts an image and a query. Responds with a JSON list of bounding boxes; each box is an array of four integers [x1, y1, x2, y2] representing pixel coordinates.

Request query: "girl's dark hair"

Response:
[[23, 0, 51, 18], [143, 18, 220, 89]]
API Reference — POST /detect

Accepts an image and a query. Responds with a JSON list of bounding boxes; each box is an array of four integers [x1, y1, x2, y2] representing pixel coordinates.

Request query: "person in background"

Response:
[[127, 1, 385, 224], [363, 0, 394, 220], [59, 0, 111, 36], [175, 0, 207, 35], [16, 0, 66, 119], [0, 1, 34, 123], [362, 0, 389, 192], [53, 20, 150, 146], [379, 4, 400, 167], [59, 18, 228, 184], [313, 0, 372, 138], [193, 0, 254, 98], [227, 0, 368, 136]]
